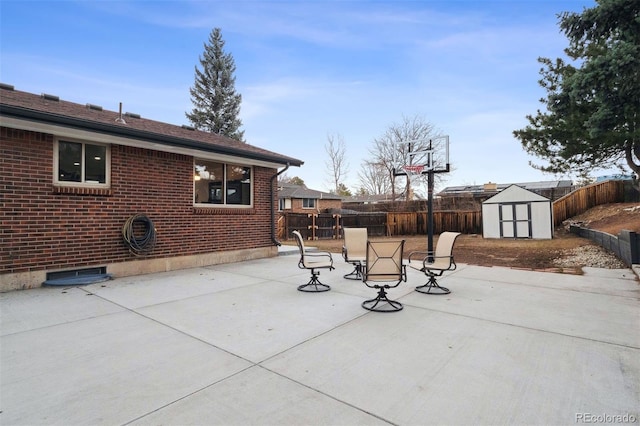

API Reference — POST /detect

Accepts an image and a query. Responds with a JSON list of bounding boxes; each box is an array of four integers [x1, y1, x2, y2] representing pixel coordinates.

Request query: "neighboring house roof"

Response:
[[0, 85, 303, 169], [439, 180, 573, 196], [482, 184, 550, 204], [278, 183, 342, 200], [342, 194, 403, 204], [596, 174, 634, 182]]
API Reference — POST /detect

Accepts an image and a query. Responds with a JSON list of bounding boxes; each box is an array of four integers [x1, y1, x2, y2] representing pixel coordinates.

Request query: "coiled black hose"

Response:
[[122, 214, 156, 256]]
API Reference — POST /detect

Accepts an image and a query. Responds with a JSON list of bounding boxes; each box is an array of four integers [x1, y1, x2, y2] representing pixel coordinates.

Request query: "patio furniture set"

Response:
[[292, 229, 461, 313]]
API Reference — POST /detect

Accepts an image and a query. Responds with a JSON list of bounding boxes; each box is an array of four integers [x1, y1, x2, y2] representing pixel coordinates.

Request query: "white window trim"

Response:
[[53, 138, 111, 188], [193, 160, 254, 208], [279, 198, 292, 211], [302, 198, 316, 209]]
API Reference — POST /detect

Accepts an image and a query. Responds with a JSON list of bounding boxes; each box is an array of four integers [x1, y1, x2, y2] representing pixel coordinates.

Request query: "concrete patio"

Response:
[[1, 251, 639, 425]]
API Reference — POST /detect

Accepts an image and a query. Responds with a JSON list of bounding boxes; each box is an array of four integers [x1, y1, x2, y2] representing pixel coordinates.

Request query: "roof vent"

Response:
[[124, 112, 140, 119], [181, 125, 196, 131], [86, 103, 103, 111], [0, 83, 14, 91], [41, 93, 60, 102], [115, 102, 126, 124]]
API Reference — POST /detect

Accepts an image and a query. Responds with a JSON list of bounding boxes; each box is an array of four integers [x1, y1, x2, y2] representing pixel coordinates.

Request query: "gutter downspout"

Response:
[[271, 163, 290, 246]]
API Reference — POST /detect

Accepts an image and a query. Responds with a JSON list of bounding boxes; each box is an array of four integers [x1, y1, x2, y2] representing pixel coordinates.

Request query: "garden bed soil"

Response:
[[292, 203, 639, 273]]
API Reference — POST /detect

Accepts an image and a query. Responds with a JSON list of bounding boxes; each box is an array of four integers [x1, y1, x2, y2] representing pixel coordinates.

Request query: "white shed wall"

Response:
[[482, 201, 553, 239], [530, 202, 553, 239], [482, 185, 553, 240], [482, 204, 501, 238]]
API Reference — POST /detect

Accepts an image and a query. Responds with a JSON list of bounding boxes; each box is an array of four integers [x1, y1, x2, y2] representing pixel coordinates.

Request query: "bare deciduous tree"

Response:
[[278, 173, 305, 186], [369, 115, 440, 201], [325, 132, 349, 194], [277, 172, 291, 185], [358, 160, 392, 195]]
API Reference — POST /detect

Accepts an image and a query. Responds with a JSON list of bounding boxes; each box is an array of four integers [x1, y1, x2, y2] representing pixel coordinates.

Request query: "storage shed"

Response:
[[482, 185, 553, 239]]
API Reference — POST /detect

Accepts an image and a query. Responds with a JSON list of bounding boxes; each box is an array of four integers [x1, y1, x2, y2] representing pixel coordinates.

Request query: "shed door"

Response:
[[499, 203, 532, 238]]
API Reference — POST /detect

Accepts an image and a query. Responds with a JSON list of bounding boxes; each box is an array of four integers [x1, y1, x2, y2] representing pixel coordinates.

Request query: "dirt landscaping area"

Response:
[[290, 203, 639, 274]]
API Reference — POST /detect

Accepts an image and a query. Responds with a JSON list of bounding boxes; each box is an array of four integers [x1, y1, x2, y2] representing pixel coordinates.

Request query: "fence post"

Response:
[[307, 213, 318, 240], [386, 213, 395, 236]]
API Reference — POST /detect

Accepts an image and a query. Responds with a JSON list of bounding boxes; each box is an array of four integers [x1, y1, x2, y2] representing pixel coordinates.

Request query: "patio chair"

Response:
[[292, 230, 334, 292], [408, 231, 461, 294], [341, 228, 367, 280], [361, 240, 405, 312]]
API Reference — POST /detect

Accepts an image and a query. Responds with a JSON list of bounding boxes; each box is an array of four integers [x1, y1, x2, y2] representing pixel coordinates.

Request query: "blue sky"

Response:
[[1, 0, 610, 193]]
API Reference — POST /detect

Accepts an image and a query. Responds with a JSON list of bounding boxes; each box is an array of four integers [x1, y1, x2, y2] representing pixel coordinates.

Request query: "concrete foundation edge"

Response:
[[0, 246, 277, 292]]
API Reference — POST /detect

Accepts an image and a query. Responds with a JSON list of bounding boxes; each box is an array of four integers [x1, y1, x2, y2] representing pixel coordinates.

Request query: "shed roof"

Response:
[[482, 184, 551, 204], [0, 85, 303, 168]]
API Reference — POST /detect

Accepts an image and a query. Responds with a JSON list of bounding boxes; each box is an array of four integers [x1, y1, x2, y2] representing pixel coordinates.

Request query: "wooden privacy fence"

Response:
[[280, 213, 385, 240], [340, 213, 387, 236], [386, 211, 481, 236], [279, 180, 627, 240], [553, 180, 624, 226], [280, 211, 481, 240]]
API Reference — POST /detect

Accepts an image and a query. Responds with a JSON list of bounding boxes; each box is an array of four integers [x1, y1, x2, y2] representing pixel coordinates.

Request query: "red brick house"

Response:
[[277, 182, 343, 213], [0, 85, 303, 291]]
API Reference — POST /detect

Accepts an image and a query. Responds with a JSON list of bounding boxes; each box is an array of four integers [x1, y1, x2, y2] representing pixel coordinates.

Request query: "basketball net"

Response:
[[403, 165, 425, 176]]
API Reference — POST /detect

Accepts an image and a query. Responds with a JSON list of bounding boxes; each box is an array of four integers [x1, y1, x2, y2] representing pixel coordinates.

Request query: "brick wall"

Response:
[[287, 198, 342, 214], [0, 127, 277, 275]]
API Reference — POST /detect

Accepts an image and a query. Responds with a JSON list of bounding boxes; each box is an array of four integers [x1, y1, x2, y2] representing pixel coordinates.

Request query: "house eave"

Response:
[[0, 104, 304, 169]]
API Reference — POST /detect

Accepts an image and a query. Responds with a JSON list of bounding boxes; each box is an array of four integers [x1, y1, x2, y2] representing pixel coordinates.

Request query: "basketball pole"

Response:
[[393, 135, 449, 259], [427, 141, 434, 262]]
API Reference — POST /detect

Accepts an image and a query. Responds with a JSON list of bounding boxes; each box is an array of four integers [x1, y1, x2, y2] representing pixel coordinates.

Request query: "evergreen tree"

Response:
[[335, 183, 353, 197], [288, 176, 305, 186], [186, 28, 244, 141], [514, 0, 639, 180]]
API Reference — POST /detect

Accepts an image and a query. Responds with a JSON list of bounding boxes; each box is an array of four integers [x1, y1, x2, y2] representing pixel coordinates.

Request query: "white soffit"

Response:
[[1, 116, 286, 169]]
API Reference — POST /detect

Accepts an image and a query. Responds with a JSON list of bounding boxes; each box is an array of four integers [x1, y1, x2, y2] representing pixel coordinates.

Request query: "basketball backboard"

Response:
[[393, 135, 449, 177]]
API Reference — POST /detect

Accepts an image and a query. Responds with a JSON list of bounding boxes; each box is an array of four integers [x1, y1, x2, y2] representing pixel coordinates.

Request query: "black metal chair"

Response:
[[408, 231, 461, 294], [292, 230, 334, 292], [361, 240, 405, 312], [342, 227, 367, 280]]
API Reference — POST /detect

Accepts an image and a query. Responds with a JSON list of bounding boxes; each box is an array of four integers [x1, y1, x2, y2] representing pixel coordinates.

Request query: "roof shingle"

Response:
[[0, 86, 303, 167]]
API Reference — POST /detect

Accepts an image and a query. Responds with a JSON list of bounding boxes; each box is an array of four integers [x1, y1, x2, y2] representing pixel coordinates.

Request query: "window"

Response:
[[194, 159, 252, 206], [302, 198, 316, 209], [55, 140, 109, 186], [279, 198, 291, 210]]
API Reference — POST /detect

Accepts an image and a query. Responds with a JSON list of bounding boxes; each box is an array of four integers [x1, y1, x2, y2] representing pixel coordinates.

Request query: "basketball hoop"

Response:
[[391, 135, 451, 260], [403, 165, 425, 175], [392, 135, 449, 177]]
